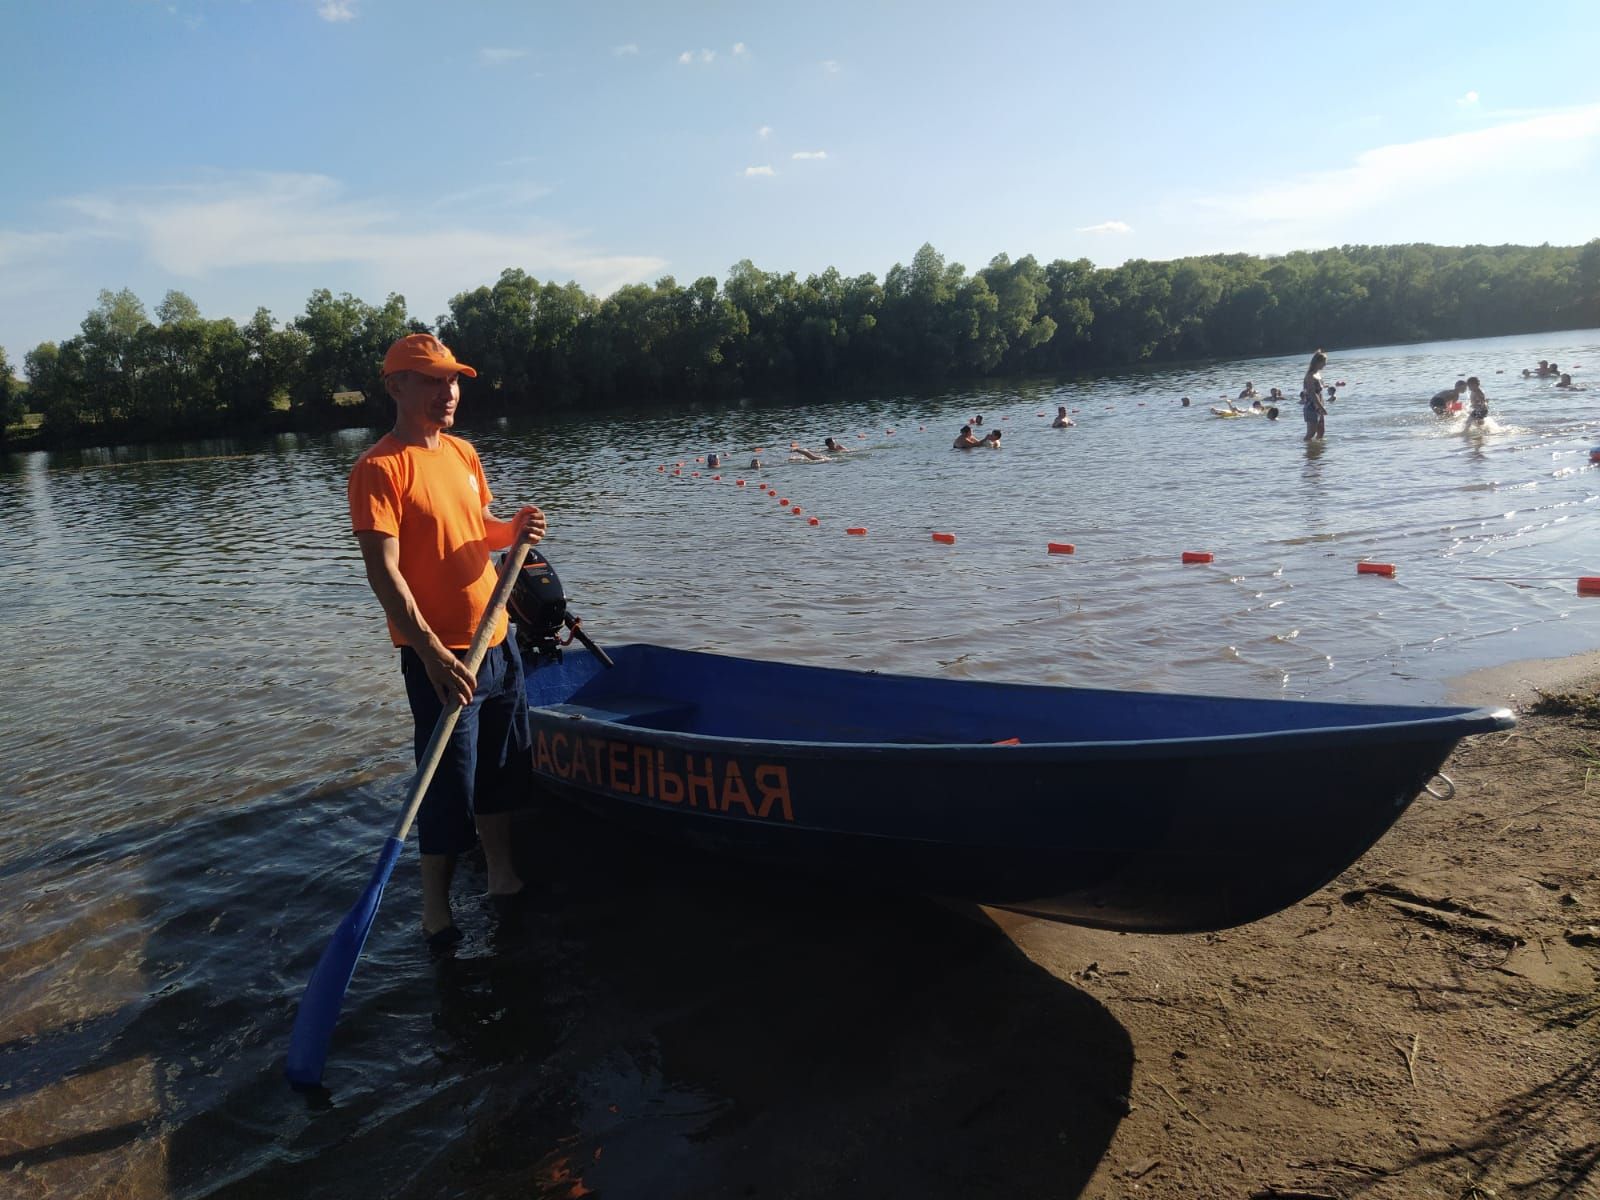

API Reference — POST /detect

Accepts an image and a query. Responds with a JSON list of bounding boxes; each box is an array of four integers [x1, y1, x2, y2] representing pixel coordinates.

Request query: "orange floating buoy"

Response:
[[673, 469, 681, 476], [791, 506, 803, 515], [846, 527, 867, 536], [767, 489, 777, 497], [1047, 542, 1076, 555], [1181, 550, 1213, 564], [1577, 577, 1600, 596], [691, 472, 699, 477], [736, 479, 746, 486], [808, 517, 819, 526], [1357, 562, 1396, 577], [777, 497, 789, 505], [657, 465, 665, 471], [712, 474, 721, 480], [932, 532, 956, 544]]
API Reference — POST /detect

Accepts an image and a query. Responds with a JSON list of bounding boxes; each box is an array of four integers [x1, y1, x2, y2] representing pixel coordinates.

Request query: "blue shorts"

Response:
[[400, 638, 532, 856]]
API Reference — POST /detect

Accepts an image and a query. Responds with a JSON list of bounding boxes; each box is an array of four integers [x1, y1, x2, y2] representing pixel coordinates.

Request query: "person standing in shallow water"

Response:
[[347, 333, 547, 950], [1300, 350, 1328, 441]]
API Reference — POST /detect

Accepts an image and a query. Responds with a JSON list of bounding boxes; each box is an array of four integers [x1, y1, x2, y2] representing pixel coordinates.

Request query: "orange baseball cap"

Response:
[[381, 333, 478, 378]]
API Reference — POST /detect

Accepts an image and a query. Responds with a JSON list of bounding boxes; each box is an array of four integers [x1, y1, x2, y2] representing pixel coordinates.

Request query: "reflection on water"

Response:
[[0, 329, 1597, 1195]]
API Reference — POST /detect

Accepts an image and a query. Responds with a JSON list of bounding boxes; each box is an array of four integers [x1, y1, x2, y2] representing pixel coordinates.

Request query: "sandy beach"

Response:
[[997, 655, 1598, 1200]]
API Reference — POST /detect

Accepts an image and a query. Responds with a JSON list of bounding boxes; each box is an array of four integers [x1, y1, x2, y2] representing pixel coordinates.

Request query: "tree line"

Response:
[[6, 239, 1598, 447]]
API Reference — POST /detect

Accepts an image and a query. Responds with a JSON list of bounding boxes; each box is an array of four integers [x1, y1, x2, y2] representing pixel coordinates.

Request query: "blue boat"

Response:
[[520, 642, 1512, 933]]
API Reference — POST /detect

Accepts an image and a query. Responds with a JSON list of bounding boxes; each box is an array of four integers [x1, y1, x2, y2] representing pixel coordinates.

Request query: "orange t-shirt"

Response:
[[347, 432, 507, 650]]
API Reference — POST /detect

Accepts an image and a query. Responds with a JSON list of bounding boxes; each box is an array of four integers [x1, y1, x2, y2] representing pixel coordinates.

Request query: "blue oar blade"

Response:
[[284, 836, 405, 1088]]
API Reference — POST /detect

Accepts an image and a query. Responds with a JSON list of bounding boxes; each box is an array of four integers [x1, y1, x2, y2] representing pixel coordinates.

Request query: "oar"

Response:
[[285, 542, 534, 1088]]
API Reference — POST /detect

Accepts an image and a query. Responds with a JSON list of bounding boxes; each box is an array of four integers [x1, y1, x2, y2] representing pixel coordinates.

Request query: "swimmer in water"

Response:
[[983, 429, 1002, 447], [1237, 381, 1258, 400], [822, 436, 849, 453], [789, 443, 826, 462], [953, 425, 982, 449], [1052, 405, 1074, 427]]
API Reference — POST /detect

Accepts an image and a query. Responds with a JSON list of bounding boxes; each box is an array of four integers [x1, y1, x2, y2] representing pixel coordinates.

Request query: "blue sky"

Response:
[[3, 0, 1598, 366]]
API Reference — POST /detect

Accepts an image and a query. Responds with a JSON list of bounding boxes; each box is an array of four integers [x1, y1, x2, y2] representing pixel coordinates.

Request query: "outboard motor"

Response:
[[505, 548, 613, 668]]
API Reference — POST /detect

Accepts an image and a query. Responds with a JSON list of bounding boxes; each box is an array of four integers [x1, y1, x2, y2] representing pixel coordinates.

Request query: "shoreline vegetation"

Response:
[[3, 239, 1598, 451]]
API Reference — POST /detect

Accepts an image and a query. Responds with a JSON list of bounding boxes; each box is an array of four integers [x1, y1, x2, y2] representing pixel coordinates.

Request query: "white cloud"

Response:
[[758, 125, 773, 139], [820, 59, 841, 74], [791, 150, 827, 160], [612, 43, 639, 56], [1457, 90, 1480, 107], [430, 181, 553, 211], [479, 48, 527, 65], [1201, 103, 1600, 229], [677, 51, 693, 64], [679, 48, 716, 65], [700, 48, 715, 63], [1077, 220, 1132, 234], [316, 0, 356, 22], [732, 42, 747, 56], [0, 228, 111, 271], [743, 166, 775, 177], [48, 170, 664, 297]]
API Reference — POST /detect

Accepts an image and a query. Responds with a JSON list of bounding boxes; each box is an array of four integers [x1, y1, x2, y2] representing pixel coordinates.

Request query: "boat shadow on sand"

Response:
[[279, 803, 1135, 1199]]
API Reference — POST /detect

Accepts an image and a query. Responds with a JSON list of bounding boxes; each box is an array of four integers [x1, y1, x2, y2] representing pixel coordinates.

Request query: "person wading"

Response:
[[346, 333, 547, 950]]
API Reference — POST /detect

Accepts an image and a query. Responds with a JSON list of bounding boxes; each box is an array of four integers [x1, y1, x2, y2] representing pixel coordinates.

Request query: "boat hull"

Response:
[[521, 644, 1512, 933]]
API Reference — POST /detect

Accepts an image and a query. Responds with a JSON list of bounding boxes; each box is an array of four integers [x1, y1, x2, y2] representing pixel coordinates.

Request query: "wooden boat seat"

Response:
[[543, 696, 696, 729]]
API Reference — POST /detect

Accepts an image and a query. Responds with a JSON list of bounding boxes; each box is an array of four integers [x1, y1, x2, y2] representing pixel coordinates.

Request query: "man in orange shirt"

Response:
[[348, 333, 546, 949]]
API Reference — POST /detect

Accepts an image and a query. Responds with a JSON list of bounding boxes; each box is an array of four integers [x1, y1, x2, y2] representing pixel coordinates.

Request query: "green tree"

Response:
[[292, 289, 411, 420], [156, 290, 201, 326], [0, 345, 22, 436], [25, 341, 87, 436]]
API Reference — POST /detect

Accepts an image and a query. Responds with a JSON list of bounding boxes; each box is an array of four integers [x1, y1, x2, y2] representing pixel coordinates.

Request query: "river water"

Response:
[[2, 328, 1597, 1197]]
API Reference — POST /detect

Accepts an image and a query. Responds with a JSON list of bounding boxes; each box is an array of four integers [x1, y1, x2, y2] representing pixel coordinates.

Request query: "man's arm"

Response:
[[354, 530, 476, 706], [481, 504, 548, 551]]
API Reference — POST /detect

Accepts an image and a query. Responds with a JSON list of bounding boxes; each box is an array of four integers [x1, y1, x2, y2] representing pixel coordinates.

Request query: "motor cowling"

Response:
[[506, 548, 567, 639]]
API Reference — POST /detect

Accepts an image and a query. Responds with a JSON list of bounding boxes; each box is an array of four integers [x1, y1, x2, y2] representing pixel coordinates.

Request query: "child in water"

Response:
[[1465, 377, 1489, 425]]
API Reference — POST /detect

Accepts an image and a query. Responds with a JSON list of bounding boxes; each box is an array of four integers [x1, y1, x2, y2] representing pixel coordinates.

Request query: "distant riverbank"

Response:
[[8, 239, 1597, 451]]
